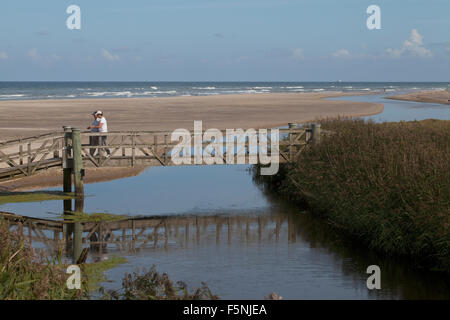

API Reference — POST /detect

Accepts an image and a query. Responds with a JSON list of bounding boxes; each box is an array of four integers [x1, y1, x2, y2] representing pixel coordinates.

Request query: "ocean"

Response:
[[0, 81, 449, 100]]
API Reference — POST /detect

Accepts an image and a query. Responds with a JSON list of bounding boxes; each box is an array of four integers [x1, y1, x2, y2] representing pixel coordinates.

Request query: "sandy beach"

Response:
[[388, 90, 450, 105], [0, 92, 383, 191], [0, 92, 383, 141]]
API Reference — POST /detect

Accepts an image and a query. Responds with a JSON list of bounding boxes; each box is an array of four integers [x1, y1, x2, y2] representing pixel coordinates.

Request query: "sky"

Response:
[[0, 0, 449, 81]]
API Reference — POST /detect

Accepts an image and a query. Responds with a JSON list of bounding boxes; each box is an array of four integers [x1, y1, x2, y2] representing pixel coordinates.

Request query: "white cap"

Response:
[[96, 110, 103, 115]]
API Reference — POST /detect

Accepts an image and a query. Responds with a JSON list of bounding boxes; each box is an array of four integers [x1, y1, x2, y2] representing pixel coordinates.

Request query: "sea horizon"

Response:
[[1, 81, 449, 101]]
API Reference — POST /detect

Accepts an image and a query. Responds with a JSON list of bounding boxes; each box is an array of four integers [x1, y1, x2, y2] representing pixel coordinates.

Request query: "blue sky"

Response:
[[0, 0, 449, 81]]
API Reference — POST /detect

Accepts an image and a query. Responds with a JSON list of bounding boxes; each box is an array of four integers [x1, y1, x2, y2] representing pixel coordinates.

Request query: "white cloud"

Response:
[[332, 49, 350, 58], [0, 51, 7, 59], [386, 29, 432, 58], [292, 48, 304, 60], [102, 49, 120, 62], [27, 48, 60, 63], [28, 48, 40, 61]]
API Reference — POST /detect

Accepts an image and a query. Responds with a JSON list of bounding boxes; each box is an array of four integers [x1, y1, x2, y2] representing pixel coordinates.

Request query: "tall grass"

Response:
[[0, 220, 84, 299], [259, 119, 450, 272]]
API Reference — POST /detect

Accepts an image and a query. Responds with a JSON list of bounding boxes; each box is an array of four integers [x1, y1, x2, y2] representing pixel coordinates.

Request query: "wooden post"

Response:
[[288, 123, 297, 162], [71, 128, 84, 196], [258, 217, 262, 243], [53, 138, 59, 158], [216, 222, 221, 244], [311, 123, 321, 145], [196, 218, 200, 245], [19, 144, 23, 165], [27, 142, 31, 176], [185, 223, 189, 248], [131, 133, 135, 167], [63, 126, 72, 194], [164, 221, 169, 250], [122, 135, 125, 157], [164, 134, 168, 164], [72, 197, 84, 263]]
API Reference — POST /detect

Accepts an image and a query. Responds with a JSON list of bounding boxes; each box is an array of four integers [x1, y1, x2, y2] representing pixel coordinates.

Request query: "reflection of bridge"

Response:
[[0, 124, 321, 182], [1, 207, 299, 263]]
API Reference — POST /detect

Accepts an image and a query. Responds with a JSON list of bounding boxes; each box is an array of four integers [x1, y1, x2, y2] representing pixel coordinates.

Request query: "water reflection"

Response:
[[4, 194, 449, 299]]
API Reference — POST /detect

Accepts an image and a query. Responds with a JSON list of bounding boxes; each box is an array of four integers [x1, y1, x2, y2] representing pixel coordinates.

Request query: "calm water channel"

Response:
[[1, 93, 449, 299]]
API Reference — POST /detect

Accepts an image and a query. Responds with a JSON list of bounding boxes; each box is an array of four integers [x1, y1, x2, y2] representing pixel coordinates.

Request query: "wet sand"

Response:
[[388, 90, 450, 105], [0, 92, 383, 191]]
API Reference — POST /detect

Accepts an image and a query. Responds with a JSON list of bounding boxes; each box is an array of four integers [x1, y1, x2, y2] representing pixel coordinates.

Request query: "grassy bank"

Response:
[[258, 119, 449, 272], [0, 219, 84, 299], [0, 218, 218, 299]]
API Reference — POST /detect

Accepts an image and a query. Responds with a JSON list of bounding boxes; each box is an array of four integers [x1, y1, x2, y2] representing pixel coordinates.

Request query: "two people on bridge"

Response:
[[87, 111, 111, 157]]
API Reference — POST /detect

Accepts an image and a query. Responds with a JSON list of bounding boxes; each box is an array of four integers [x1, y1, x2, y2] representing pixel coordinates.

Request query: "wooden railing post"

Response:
[[288, 123, 297, 162], [311, 123, 321, 145], [164, 134, 168, 164], [53, 138, 59, 158], [122, 135, 125, 157], [71, 128, 84, 197], [27, 142, 31, 176], [62, 126, 72, 194], [131, 133, 135, 167], [19, 143, 23, 165]]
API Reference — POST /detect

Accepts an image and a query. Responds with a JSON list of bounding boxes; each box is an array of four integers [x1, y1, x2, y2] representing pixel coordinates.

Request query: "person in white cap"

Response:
[[90, 111, 110, 157], [87, 111, 100, 156]]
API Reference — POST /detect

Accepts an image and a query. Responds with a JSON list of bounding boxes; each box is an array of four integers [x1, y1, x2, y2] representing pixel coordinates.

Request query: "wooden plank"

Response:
[[30, 139, 61, 175], [81, 148, 100, 167], [0, 149, 29, 176], [0, 132, 64, 148]]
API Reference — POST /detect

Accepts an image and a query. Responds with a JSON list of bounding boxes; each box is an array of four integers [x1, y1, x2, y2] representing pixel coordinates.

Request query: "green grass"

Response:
[[81, 256, 128, 292], [0, 219, 84, 299], [61, 211, 129, 223], [257, 119, 450, 272], [0, 191, 74, 205]]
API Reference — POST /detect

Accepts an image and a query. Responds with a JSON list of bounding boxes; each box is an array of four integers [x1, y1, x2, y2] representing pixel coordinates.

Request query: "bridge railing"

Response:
[[78, 127, 313, 167], [0, 133, 64, 181], [0, 124, 319, 181]]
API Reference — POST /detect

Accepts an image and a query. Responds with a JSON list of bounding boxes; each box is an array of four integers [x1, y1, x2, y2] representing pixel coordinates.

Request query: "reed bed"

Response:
[[259, 119, 450, 272]]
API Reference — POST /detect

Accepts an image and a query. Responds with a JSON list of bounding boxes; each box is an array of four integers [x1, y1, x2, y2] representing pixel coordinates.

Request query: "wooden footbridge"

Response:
[[0, 123, 321, 184]]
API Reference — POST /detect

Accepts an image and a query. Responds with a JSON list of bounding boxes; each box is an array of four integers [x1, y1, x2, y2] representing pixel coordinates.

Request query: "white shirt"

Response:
[[98, 117, 108, 133]]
